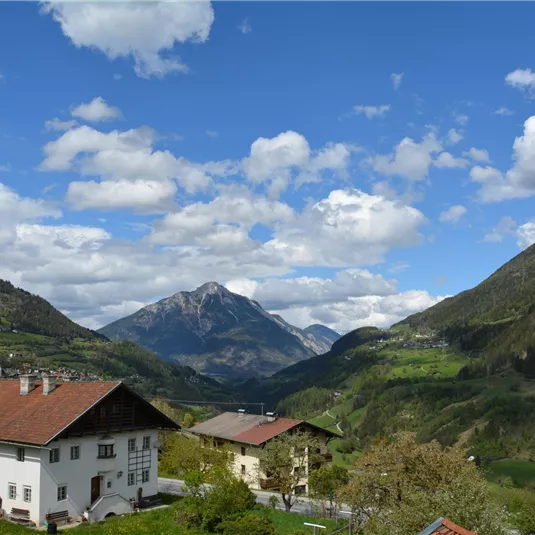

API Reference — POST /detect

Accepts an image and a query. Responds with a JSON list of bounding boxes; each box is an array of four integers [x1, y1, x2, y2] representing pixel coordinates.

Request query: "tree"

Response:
[[257, 430, 321, 512], [159, 433, 231, 478], [309, 465, 349, 516], [337, 433, 508, 535], [183, 412, 195, 428]]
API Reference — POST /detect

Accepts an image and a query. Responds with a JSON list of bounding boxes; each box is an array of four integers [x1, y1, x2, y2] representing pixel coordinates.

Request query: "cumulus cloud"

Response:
[[463, 147, 490, 163], [371, 132, 441, 180], [71, 97, 122, 122], [391, 72, 404, 90], [439, 205, 467, 224], [505, 68, 535, 95], [44, 1, 215, 78], [454, 113, 469, 126], [434, 152, 469, 169], [45, 118, 78, 132], [447, 128, 463, 145], [471, 115, 535, 202], [242, 131, 353, 197], [483, 216, 517, 243], [353, 105, 391, 119], [269, 290, 446, 332], [517, 221, 535, 250]]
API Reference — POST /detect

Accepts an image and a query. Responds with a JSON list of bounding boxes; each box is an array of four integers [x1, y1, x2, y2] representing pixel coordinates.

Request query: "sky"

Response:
[[1, 2, 535, 333]]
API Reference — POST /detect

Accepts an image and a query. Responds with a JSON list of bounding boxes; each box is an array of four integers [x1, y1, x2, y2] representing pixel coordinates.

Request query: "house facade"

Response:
[[189, 411, 338, 494], [0, 375, 179, 526]]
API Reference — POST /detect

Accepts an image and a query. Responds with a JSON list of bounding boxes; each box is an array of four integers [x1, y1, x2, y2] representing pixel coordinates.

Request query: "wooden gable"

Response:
[[54, 383, 179, 440]]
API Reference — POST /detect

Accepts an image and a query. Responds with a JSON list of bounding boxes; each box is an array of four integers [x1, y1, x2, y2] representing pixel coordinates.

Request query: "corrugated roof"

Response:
[[0, 379, 120, 446], [189, 412, 337, 445], [418, 517, 477, 535]]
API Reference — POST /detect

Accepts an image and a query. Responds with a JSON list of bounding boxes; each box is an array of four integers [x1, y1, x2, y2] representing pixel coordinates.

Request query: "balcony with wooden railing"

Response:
[[259, 477, 280, 490]]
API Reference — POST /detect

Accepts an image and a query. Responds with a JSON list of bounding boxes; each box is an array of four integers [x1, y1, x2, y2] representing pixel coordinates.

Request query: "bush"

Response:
[[219, 513, 276, 535]]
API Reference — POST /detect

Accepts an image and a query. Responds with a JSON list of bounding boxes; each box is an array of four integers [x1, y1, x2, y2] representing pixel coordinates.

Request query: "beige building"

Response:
[[189, 410, 339, 494]]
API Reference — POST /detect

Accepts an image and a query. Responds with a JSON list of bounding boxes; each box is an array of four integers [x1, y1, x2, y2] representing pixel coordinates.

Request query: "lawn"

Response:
[[0, 504, 338, 535], [485, 459, 535, 488]]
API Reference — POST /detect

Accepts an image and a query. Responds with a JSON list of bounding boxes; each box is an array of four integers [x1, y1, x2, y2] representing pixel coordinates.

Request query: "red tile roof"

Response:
[[190, 412, 339, 445], [0, 379, 120, 446], [419, 518, 477, 535], [234, 417, 302, 445]]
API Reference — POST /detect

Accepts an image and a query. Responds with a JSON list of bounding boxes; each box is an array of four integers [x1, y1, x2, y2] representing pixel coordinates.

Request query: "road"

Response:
[[158, 477, 325, 516]]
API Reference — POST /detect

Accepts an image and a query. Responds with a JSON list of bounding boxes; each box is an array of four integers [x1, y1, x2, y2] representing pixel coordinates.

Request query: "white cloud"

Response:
[[45, 118, 78, 132], [243, 131, 353, 197], [238, 17, 252, 34], [447, 128, 463, 145], [265, 188, 426, 267], [44, 1, 215, 78], [388, 261, 410, 274], [391, 72, 404, 90], [71, 97, 122, 122], [463, 147, 490, 163], [66, 179, 177, 212], [371, 132, 441, 181], [439, 205, 467, 223], [517, 221, 535, 250], [434, 152, 469, 169], [454, 113, 469, 126], [483, 216, 517, 243], [269, 290, 445, 332], [232, 269, 398, 310], [471, 115, 535, 202], [353, 105, 390, 119], [205, 130, 219, 138], [494, 107, 515, 116], [505, 68, 535, 95]]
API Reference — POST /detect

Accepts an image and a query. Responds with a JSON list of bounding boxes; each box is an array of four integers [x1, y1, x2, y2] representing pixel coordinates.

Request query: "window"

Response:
[[142, 436, 150, 450], [98, 444, 115, 459], [107, 481, 112, 489], [8, 484, 16, 500], [127, 472, 135, 486], [57, 485, 67, 501], [295, 484, 306, 495], [49, 448, 60, 463], [16, 447, 25, 462], [241, 464, 246, 475], [23, 486, 31, 503], [70, 445, 80, 460], [128, 438, 136, 452], [240, 446, 246, 456], [141, 470, 149, 483], [99, 406, 107, 418], [112, 403, 120, 414]]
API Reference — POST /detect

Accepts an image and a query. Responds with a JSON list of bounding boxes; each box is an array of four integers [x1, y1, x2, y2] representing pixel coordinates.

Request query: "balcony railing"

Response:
[[259, 478, 280, 490]]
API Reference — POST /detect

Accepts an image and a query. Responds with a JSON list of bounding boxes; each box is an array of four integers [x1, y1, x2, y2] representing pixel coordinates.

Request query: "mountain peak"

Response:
[[195, 281, 228, 295]]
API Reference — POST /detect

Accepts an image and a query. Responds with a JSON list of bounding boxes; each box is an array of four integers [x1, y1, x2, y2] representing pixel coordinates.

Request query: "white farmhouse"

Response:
[[0, 375, 179, 527]]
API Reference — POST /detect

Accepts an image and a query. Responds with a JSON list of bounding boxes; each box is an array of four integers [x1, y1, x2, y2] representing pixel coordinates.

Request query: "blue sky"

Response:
[[1, 1, 535, 331]]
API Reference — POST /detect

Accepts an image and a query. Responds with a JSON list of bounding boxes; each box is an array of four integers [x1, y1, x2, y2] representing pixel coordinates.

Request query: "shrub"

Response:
[[219, 513, 276, 535]]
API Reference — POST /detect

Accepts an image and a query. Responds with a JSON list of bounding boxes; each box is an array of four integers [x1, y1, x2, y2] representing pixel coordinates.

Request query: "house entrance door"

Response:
[[90, 476, 101, 504]]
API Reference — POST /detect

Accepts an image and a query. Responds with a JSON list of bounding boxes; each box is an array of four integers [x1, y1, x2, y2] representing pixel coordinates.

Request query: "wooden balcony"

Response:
[[259, 478, 280, 490]]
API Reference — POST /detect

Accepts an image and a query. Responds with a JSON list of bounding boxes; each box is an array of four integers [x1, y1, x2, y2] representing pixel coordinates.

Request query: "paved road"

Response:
[[158, 477, 325, 516]]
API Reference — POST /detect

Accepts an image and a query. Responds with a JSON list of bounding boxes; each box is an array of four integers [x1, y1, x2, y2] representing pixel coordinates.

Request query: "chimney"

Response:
[[266, 412, 277, 423], [42, 375, 58, 395], [238, 409, 246, 417], [20, 374, 36, 396]]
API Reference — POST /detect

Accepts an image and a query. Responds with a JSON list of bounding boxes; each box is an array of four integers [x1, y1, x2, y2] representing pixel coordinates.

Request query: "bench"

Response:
[[46, 510, 71, 524], [140, 495, 162, 509], [9, 508, 31, 523]]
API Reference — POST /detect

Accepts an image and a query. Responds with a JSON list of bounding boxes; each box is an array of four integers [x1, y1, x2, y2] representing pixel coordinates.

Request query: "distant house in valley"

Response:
[[0, 375, 179, 527], [418, 517, 477, 535], [189, 410, 339, 494]]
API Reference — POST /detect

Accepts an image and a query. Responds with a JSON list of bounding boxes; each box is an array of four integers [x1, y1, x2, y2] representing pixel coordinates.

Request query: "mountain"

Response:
[[270, 315, 340, 354], [0, 280, 100, 340], [303, 324, 340, 349], [396, 242, 535, 369], [98, 282, 321, 378], [0, 280, 234, 403]]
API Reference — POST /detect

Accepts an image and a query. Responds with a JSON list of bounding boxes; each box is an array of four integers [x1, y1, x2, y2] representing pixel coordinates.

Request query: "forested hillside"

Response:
[[0, 281, 234, 403]]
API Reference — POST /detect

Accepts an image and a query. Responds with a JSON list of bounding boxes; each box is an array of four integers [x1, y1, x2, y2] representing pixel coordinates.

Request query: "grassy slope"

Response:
[[0, 505, 337, 535]]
